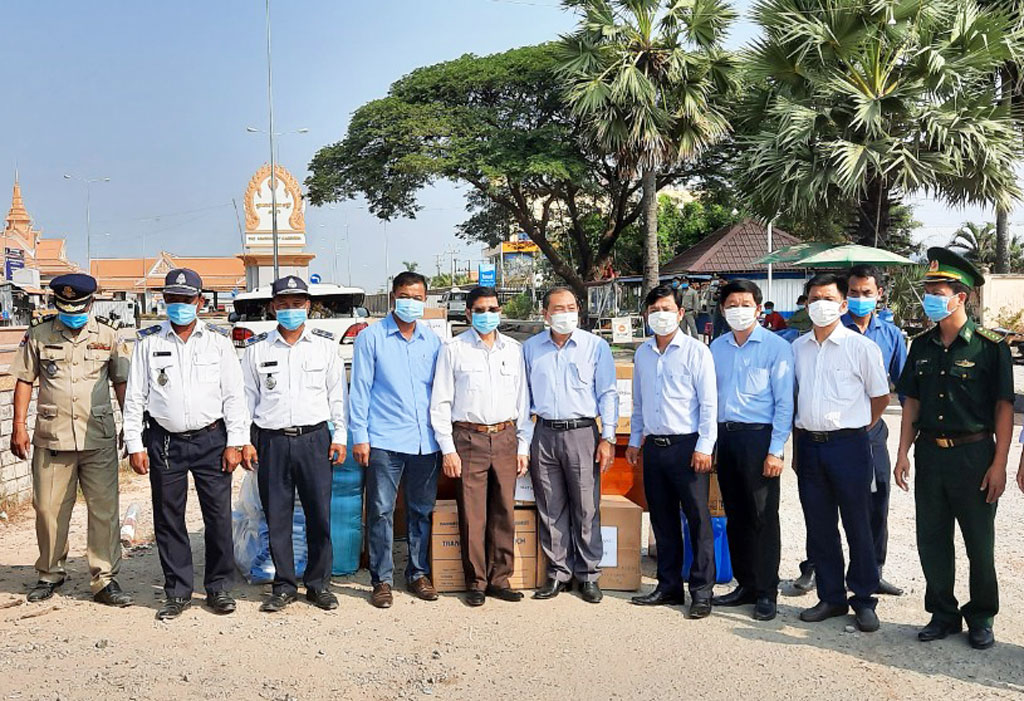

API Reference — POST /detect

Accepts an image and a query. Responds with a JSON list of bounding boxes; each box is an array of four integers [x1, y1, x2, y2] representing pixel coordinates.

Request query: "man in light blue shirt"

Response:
[[349, 271, 442, 609], [523, 287, 618, 604], [626, 285, 718, 618], [709, 279, 794, 622]]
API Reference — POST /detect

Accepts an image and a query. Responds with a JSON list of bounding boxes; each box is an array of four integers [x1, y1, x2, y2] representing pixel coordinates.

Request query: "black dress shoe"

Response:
[[854, 607, 880, 632], [485, 585, 524, 602], [876, 578, 904, 596], [579, 582, 603, 604], [799, 600, 849, 622], [533, 578, 571, 600], [156, 597, 192, 621], [260, 591, 298, 613], [712, 586, 756, 607], [94, 580, 134, 608], [753, 598, 777, 621], [918, 618, 963, 642], [206, 591, 236, 615], [790, 562, 815, 594], [27, 579, 64, 603], [465, 590, 486, 607], [968, 626, 995, 650], [689, 598, 712, 619], [630, 588, 685, 606], [306, 588, 339, 610]]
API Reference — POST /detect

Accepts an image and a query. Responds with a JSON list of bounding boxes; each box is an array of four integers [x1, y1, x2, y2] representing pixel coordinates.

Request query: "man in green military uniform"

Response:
[[9, 274, 134, 607], [894, 248, 1014, 650]]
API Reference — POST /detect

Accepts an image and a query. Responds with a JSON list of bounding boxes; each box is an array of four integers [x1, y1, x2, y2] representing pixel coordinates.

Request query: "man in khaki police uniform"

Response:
[[9, 273, 134, 607]]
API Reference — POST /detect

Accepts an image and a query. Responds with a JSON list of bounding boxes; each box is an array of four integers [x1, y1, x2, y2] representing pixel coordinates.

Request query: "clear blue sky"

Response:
[[0, 0, 991, 292]]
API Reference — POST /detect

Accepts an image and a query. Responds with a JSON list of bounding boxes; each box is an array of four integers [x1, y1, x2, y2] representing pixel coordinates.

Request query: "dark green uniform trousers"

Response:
[[914, 438, 998, 628]]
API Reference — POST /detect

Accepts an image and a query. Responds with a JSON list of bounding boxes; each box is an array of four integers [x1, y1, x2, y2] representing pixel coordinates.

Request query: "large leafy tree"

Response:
[[558, 0, 737, 292], [737, 0, 1024, 250]]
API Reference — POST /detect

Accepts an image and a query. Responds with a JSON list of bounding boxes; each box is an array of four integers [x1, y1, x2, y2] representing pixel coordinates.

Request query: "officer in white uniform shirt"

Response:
[[242, 275, 348, 613], [123, 268, 250, 621], [792, 273, 890, 633]]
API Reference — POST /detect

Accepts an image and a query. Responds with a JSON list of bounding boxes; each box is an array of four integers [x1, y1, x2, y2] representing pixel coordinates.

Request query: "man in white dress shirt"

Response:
[[792, 272, 890, 633], [123, 269, 250, 620], [242, 275, 348, 613], [430, 286, 531, 607], [626, 284, 718, 618]]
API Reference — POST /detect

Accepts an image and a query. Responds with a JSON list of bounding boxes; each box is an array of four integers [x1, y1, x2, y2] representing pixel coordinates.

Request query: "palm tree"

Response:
[[558, 0, 736, 292], [737, 0, 1024, 250], [948, 222, 998, 263], [401, 260, 419, 273]]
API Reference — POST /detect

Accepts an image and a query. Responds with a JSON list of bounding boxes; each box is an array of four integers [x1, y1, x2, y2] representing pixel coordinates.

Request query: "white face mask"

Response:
[[548, 311, 578, 335], [724, 306, 758, 332], [648, 310, 680, 337], [808, 299, 842, 327]]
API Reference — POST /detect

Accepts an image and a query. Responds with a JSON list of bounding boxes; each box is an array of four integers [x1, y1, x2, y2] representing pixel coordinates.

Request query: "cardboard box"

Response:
[[599, 495, 642, 591], [615, 363, 633, 435], [429, 501, 546, 592], [708, 471, 725, 517]]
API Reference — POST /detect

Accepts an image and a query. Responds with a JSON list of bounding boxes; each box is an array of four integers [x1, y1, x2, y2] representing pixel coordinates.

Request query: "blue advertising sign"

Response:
[[310, 273, 322, 284], [478, 263, 496, 287]]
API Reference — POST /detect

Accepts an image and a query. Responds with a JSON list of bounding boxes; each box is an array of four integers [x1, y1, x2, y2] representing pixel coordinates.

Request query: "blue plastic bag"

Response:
[[681, 513, 733, 584], [330, 436, 364, 575]]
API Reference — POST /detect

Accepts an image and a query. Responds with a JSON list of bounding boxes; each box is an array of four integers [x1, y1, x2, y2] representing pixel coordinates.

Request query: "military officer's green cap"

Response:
[[923, 247, 985, 288]]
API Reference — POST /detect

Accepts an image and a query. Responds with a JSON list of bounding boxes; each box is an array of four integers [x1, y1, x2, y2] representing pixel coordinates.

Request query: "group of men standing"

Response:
[[8, 247, 1021, 650]]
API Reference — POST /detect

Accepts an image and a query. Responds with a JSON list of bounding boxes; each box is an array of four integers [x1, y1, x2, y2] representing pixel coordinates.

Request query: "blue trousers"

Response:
[[366, 448, 440, 586], [796, 430, 878, 611]]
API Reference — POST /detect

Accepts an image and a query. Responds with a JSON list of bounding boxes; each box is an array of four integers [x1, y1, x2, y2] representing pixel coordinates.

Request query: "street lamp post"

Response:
[[63, 174, 110, 268]]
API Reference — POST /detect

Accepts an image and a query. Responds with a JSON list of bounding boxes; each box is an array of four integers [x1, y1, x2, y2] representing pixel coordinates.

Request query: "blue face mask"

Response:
[[923, 293, 955, 322], [166, 302, 198, 326], [276, 308, 308, 330], [394, 298, 425, 323], [471, 311, 501, 335], [847, 296, 877, 317], [58, 312, 89, 329], [671, 281, 680, 289], [796, 304, 805, 311], [680, 283, 689, 289]]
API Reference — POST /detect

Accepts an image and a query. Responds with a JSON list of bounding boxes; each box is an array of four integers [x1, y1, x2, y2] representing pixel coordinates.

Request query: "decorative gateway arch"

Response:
[[237, 163, 315, 290]]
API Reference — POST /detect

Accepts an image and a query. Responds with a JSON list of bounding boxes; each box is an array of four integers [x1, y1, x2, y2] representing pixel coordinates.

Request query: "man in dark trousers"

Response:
[[895, 248, 1014, 650], [123, 269, 250, 620], [627, 284, 718, 618], [792, 273, 890, 633], [710, 279, 794, 622], [242, 276, 348, 613]]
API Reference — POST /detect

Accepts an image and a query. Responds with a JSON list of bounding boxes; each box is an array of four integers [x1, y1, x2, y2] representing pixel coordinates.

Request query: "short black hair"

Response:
[[718, 279, 763, 306], [796, 294, 807, 304], [542, 286, 578, 309], [764, 301, 775, 309], [392, 270, 427, 293], [466, 286, 499, 310], [847, 264, 885, 288], [805, 272, 848, 299], [643, 284, 681, 310]]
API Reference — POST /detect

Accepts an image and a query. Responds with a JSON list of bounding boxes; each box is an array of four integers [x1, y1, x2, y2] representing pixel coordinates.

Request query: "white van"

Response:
[[440, 287, 469, 321], [228, 283, 372, 364]]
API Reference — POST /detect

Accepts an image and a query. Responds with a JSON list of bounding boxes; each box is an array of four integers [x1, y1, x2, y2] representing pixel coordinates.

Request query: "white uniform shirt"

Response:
[[123, 319, 249, 454], [429, 328, 531, 455], [242, 326, 347, 443], [629, 330, 718, 454], [793, 322, 890, 432]]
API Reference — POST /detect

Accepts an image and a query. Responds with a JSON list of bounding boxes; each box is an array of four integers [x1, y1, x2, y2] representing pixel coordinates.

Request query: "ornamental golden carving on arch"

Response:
[[243, 164, 305, 232]]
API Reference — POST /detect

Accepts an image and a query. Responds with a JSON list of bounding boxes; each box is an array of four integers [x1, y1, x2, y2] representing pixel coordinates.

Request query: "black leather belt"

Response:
[[919, 430, 991, 449], [799, 427, 866, 443], [721, 422, 771, 432], [648, 433, 697, 447], [150, 418, 224, 440], [259, 421, 327, 437], [540, 418, 596, 431]]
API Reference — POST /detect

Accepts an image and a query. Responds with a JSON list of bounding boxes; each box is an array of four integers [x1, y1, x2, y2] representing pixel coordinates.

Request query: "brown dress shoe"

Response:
[[407, 576, 438, 601], [371, 582, 393, 609]]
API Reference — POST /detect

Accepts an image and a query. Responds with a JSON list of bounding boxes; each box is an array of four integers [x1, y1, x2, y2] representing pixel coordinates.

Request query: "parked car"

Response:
[[227, 283, 372, 364], [440, 287, 468, 321]]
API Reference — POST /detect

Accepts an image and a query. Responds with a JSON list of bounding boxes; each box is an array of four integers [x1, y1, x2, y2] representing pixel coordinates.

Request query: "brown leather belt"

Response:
[[919, 430, 990, 449], [453, 420, 514, 434]]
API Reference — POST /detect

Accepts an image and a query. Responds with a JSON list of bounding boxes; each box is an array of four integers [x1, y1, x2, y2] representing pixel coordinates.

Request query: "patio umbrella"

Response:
[[794, 244, 916, 268], [755, 242, 834, 265]]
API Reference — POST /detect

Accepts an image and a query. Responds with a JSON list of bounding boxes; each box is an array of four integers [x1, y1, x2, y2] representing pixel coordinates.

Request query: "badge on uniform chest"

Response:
[[45, 361, 58, 378], [157, 368, 169, 386], [261, 360, 278, 389]]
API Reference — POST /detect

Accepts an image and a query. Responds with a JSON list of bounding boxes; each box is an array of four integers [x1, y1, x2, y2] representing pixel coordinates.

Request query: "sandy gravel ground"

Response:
[[1, 411, 1023, 701]]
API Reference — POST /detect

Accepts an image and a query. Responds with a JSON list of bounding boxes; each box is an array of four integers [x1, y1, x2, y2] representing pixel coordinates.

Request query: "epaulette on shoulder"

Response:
[[30, 316, 47, 328], [137, 325, 162, 339], [96, 316, 123, 330], [207, 324, 230, 338], [977, 327, 1005, 344], [243, 332, 269, 347], [311, 328, 336, 341]]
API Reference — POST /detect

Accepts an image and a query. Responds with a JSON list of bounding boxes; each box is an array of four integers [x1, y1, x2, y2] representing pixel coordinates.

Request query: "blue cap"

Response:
[[163, 268, 203, 296], [49, 274, 97, 313], [271, 275, 308, 297]]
